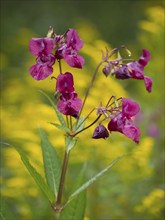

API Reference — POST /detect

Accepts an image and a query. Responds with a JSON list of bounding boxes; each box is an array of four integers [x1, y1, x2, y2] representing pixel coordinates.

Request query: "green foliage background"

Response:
[[0, 0, 164, 219]]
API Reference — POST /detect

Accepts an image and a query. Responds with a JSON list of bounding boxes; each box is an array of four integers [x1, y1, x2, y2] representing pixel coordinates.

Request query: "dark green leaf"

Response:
[[14, 145, 54, 202], [39, 128, 61, 199]]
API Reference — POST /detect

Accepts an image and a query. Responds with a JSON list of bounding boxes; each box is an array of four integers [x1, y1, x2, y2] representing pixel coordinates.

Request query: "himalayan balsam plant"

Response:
[[15, 27, 153, 219]]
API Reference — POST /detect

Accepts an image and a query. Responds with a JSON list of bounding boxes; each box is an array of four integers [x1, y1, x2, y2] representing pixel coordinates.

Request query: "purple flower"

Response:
[[63, 52, 84, 69], [122, 98, 140, 118], [92, 125, 109, 139], [115, 49, 152, 93], [29, 38, 54, 56], [66, 29, 83, 51], [29, 38, 55, 80], [108, 98, 140, 143], [56, 72, 74, 94], [30, 53, 55, 80], [55, 29, 85, 69], [56, 72, 82, 116], [57, 92, 82, 116]]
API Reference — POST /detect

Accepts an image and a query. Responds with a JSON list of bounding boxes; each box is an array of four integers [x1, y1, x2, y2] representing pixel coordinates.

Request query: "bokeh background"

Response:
[[0, 0, 164, 219]]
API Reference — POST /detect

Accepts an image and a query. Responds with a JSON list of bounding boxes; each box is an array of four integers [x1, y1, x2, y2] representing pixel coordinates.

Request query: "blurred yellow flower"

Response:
[[135, 188, 165, 216]]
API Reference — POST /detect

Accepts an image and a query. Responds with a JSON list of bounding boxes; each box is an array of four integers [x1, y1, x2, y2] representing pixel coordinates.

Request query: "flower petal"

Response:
[[29, 38, 45, 56], [123, 125, 140, 144], [66, 29, 84, 51], [138, 49, 151, 67], [122, 98, 140, 118], [29, 64, 53, 80], [29, 38, 54, 56], [64, 54, 85, 69], [144, 76, 153, 93], [56, 72, 74, 93], [43, 38, 54, 54]]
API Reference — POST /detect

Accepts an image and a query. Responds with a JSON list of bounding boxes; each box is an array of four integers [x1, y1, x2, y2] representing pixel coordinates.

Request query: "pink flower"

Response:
[[29, 38, 55, 80], [56, 72, 74, 94], [56, 72, 82, 117], [29, 38, 54, 55], [66, 29, 83, 51], [122, 98, 140, 118], [115, 49, 152, 93], [55, 29, 85, 69], [57, 92, 82, 117], [108, 98, 141, 143]]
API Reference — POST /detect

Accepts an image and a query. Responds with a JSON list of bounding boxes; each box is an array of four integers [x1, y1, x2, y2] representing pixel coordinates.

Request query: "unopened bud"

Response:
[[47, 26, 54, 38], [92, 124, 109, 139], [102, 62, 112, 77]]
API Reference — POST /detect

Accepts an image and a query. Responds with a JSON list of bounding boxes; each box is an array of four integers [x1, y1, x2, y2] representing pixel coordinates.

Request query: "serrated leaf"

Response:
[[13, 145, 54, 202], [66, 155, 125, 205], [60, 164, 86, 220], [39, 128, 61, 199], [49, 122, 70, 133], [65, 136, 77, 153], [38, 89, 66, 127]]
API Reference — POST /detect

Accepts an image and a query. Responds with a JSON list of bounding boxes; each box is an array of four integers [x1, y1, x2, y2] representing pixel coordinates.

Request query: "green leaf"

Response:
[[38, 89, 66, 127], [60, 165, 86, 220], [49, 122, 70, 133], [13, 145, 54, 202], [39, 127, 61, 199], [66, 155, 125, 205], [0, 197, 17, 220], [65, 136, 77, 153]]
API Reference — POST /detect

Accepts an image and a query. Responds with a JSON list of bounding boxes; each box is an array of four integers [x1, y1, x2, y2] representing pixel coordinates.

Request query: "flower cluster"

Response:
[[92, 98, 140, 143], [29, 28, 84, 117], [29, 29, 84, 80], [54, 29, 84, 68], [29, 27, 153, 144], [102, 49, 152, 93], [56, 72, 82, 117]]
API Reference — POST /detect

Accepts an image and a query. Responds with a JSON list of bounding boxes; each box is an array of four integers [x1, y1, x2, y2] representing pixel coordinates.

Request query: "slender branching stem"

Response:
[[79, 61, 104, 117], [70, 116, 73, 130], [58, 59, 62, 73], [76, 108, 95, 131], [72, 114, 102, 137], [66, 116, 69, 128]]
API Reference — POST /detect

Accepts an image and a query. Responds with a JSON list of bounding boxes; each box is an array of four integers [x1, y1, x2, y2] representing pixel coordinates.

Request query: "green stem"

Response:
[[53, 150, 70, 213], [55, 212, 60, 220]]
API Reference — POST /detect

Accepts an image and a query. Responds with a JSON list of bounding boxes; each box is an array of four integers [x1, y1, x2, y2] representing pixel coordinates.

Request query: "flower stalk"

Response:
[[79, 60, 104, 117]]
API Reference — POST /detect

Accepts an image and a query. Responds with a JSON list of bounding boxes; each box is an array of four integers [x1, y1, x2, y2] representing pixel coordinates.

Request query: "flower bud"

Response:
[[47, 26, 54, 38], [92, 125, 109, 139], [102, 62, 112, 77]]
